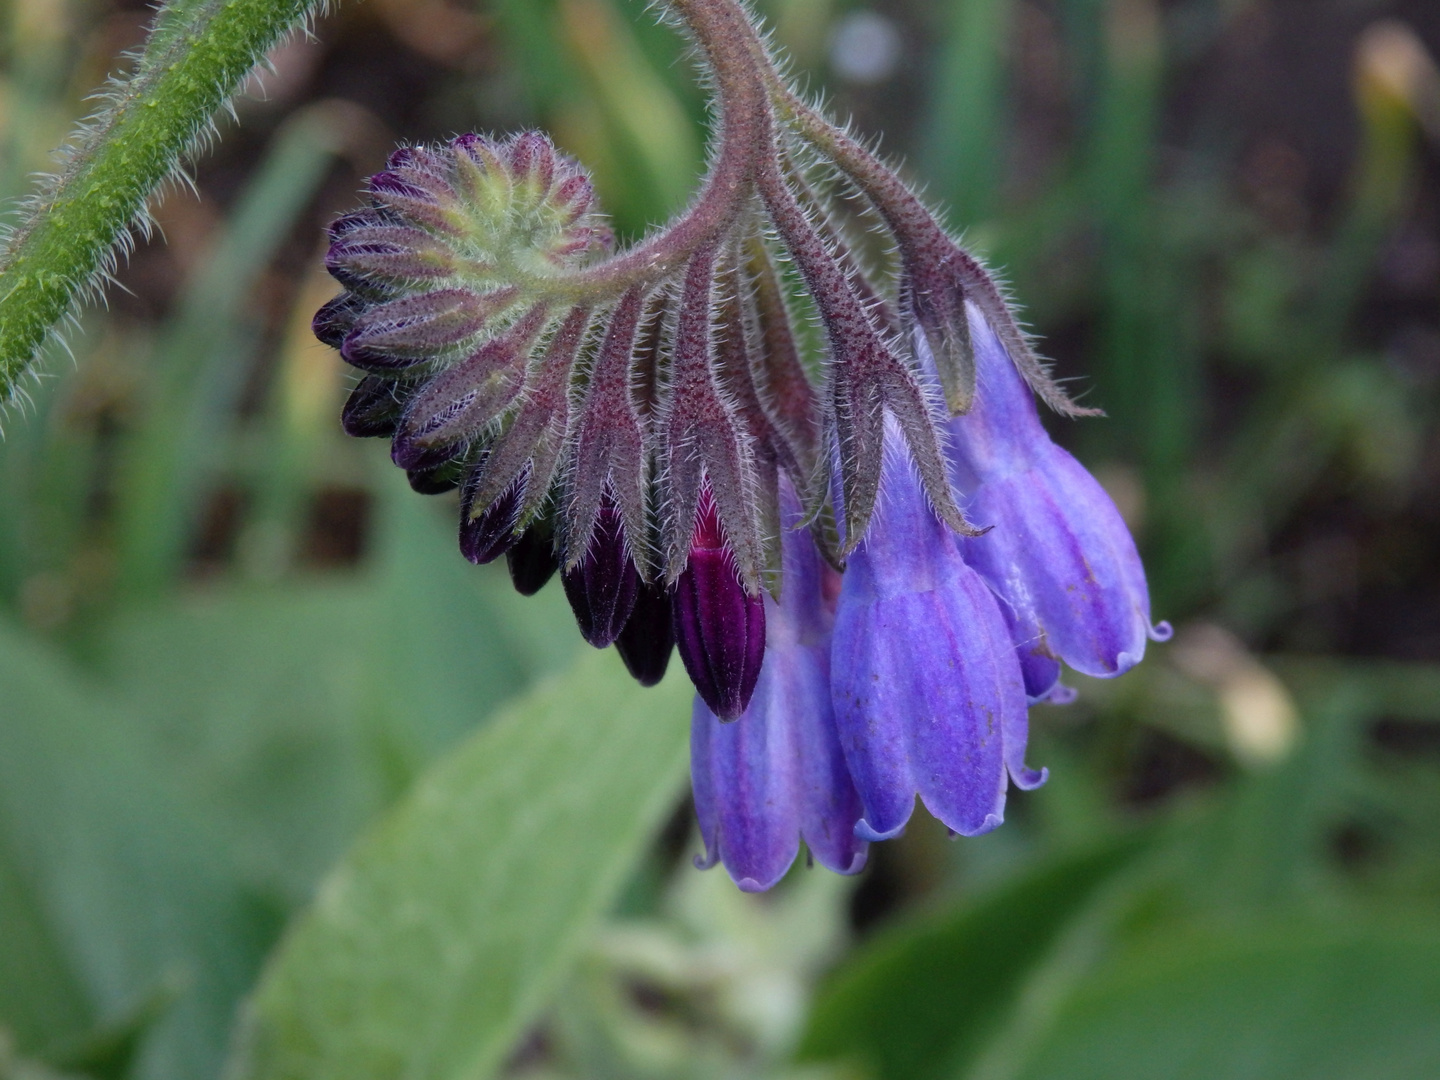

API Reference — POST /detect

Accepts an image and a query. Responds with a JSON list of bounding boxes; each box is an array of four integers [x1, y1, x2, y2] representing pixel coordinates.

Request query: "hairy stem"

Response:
[[555, 0, 771, 299], [766, 79, 1094, 417], [0, 0, 321, 409]]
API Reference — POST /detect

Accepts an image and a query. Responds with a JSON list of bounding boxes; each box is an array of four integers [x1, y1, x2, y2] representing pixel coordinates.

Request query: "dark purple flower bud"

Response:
[[507, 525, 559, 596], [407, 464, 462, 495], [392, 431, 466, 475], [562, 497, 640, 648], [313, 292, 364, 348], [341, 376, 407, 439], [831, 418, 1043, 842], [367, 170, 465, 235], [459, 475, 523, 565], [386, 143, 449, 177], [691, 479, 865, 891], [616, 581, 674, 688], [942, 307, 1170, 697], [342, 288, 517, 366], [672, 487, 766, 722]]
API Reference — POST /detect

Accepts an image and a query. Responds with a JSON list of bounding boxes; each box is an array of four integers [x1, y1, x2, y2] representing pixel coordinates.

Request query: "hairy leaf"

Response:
[[226, 648, 693, 1080]]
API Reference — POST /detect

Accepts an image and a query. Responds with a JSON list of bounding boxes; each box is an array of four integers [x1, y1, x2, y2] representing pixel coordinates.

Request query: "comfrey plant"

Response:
[[315, 0, 1169, 892]]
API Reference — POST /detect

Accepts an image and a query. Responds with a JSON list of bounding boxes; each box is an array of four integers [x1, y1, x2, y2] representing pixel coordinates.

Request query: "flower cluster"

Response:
[[315, 0, 1168, 891]]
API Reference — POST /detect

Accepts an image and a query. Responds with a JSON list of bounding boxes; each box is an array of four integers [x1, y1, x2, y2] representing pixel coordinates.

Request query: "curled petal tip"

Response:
[[1150, 620, 1174, 642], [736, 876, 772, 894], [1010, 763, 1049, 792], [692, 849, 720, 871], [855, 817, 907, 843], [1044, 683, 1079, 706], [967, 812, 1005, 837]]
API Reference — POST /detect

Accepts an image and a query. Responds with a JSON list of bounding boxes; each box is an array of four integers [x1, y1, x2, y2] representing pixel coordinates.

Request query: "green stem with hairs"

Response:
[[0, 0, 321, 409]]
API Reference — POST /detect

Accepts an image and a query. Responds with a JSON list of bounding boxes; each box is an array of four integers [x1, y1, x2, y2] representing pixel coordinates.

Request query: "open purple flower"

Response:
[[691, 482, 866, 890], [945, 305, 1172, 701], [830, 417, 1045, 842]]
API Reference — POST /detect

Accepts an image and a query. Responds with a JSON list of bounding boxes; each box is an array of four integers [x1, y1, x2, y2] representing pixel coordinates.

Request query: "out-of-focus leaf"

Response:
[[1014, 925, 1440, 1080], [922, 0, 1014, 226], [116, 105, 349, 597], [225, 648, 693, 1080], [798, 839, 1147, 1080], [101, 479, 580, 904], [0, 826, 91, 1056], [0, 619, 263, 1080]]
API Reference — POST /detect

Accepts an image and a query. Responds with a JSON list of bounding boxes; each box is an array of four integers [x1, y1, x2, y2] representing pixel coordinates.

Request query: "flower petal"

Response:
[[830, 418, 1025, 840]]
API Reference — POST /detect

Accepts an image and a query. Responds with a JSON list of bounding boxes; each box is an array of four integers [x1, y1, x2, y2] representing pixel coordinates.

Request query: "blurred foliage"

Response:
[[1, 0, 1439, 1079]]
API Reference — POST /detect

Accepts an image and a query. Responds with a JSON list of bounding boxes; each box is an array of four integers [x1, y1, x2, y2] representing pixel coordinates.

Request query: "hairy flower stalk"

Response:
[[316, 0, 1166, 888]]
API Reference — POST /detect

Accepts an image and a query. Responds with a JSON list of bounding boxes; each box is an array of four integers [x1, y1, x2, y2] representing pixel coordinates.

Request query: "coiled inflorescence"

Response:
[[316, 0, 1168, 890]]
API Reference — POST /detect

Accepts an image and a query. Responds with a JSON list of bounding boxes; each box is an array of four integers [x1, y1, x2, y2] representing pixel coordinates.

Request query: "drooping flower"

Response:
[[830, 416, 1045, 842], [691, 480, 866, 890], [314, 0, 1163, 891], [944, 305, 1172, 701]]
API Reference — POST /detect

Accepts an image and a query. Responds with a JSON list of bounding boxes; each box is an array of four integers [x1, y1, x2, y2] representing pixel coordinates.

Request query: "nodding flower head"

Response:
[[316, 0, 1165, 890]]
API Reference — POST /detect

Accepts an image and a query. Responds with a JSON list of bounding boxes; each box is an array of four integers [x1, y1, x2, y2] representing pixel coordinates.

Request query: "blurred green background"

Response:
[[2, 0, 1440, 1078]]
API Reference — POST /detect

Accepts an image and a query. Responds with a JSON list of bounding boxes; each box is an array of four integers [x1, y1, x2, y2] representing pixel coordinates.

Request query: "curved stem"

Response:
[[553, 0, 773, 301]]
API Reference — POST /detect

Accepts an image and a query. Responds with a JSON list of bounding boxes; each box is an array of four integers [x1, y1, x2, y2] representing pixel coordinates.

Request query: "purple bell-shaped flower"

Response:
[[945, 304, 1171, 701], [691, 480, 867, 891], [830, 417, 1045, 843]]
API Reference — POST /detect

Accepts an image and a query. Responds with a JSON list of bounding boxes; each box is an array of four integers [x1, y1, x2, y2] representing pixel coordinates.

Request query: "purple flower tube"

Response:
[[946, 305, 1171, 701], [830, 417, 1044, 843], [691, 480, 866, 890]]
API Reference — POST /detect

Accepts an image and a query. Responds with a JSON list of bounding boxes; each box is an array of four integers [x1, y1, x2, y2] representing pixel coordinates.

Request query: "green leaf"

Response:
[[798, 839, 1147, 1080], [0, 618, 264, 1080], [226, 647, 694, 1080], [0, 0, 323, 410], [921, 0, 1015, 227], [1015, 925, 1440, 1080]]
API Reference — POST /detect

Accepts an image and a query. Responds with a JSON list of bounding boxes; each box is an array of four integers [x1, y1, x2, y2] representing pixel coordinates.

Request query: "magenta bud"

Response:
[[672, 490, 766, 721], [507, 526, 559, 596], [341, 376, 406, 439], [552, 174, 596, 224], [616, 581, 674, 688], [460, 478, 522, 564], [562, 501, 640, 648]]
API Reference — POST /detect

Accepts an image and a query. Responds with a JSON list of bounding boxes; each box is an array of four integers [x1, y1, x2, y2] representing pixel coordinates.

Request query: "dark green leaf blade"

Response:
[[798, 839, 1147, 1080], [1017, 926, 1440, 1080]]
